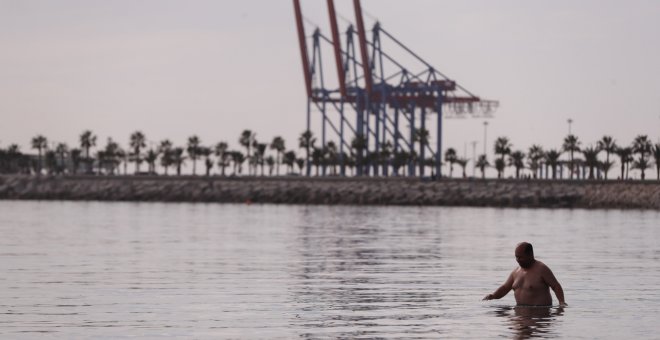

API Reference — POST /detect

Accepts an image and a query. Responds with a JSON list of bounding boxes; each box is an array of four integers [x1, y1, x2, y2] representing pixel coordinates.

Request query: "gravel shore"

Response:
[[1, 175, 659, 209]]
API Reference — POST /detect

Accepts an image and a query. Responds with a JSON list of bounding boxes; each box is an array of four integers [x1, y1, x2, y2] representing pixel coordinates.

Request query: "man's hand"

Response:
[[482, 294, 494, 301]]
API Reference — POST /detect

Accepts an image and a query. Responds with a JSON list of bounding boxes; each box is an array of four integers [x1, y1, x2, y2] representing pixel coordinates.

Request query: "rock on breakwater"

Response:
[[1, 175, 659, 209]]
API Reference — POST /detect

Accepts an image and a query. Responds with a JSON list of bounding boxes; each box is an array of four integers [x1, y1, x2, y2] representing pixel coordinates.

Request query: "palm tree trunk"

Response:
[[37, 148, 43, 175], [306, 147, 311, 176], [276, 152, 280, 176], [605, 153, 610, 180]]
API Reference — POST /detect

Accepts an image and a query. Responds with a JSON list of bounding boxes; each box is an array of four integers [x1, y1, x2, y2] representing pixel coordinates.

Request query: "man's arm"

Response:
[[542, 265, 567, 306], [483, 271, 514, 301]]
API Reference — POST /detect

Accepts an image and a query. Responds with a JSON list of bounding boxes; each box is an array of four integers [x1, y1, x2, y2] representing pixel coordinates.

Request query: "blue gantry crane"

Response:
[[293, 0, 498, 178]]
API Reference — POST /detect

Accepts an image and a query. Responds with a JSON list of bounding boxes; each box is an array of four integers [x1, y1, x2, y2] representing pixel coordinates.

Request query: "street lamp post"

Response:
[[471, 141, 477, 177], [567, 118, 573, 135], [483, 121, 489, 156]]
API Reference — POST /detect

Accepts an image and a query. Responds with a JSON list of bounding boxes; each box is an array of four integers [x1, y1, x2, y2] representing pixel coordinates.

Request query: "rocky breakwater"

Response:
[[0, 175, 659, 209]]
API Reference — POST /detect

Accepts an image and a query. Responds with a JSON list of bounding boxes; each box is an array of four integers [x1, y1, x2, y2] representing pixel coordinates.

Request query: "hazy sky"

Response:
[[2, 0, 659, 162]]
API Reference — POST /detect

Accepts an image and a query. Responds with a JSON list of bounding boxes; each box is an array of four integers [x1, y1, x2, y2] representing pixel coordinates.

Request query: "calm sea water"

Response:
[[1, 200, 659, 339]]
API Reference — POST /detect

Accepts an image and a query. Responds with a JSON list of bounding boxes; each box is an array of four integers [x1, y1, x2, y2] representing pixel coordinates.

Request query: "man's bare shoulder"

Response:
[[534, 260, 554, 273]]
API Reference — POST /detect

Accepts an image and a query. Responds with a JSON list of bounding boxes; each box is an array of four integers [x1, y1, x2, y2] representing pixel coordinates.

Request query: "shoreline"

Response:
[[1, 175, 659, 210]]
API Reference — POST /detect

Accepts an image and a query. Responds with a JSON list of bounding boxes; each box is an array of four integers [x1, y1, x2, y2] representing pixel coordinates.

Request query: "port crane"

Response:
[[293, 0, 498, 177]]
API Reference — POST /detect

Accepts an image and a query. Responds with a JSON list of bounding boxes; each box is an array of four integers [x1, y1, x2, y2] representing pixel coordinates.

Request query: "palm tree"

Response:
[[95, 149, 107, 175], [70, 148, 82, 174], [414, 128, 430, 175], [494, 137, 512, 178], [270, 136, 286, 176], [444, 148, 457, 177], [239, 130, 255, 172], [198, 147, 212, 176], [509, 150, 525, 179], [392, 150, 410, 176], [79, 130, 97, 174], [311, 147, 324, 176], [545, 149, 562, 179], [214, 142, 229, 176], [283, 150, 296, 174], [3, 144, 22, 174], [632, 159, 651, 179], [299, 130, 316, 176], [527, 145, 544, 179], [55, 143, 68, 174], [295, 157, 305, 175], [145, 149, 159, 174], [476, 154, 489, 179], [379, 141, 393, 176], [159, 140, 173, 175], [31, 134, 48, 175], [581, 146, 600, 180], [562, 134, 581, 179], [171, 147, 185, 176], [255, 143, 267, 176], [632, 135, 653, 180], [614, 146, 632, 180], [129, 131, 146, 174], [44, 150, 57, 175], [456, 158, 468, 178], [494, 158, 506, 178], [186, 135, 201, 175], [266, 156, 275, 176], [601, 160, 614, 181], [597, 136, 617, 180], [653, 143, 660, 180], [103, 138, 123, 175], [325, 141, 339, 175], [160, 148, 174, 175], [231, 151, 245, 175], [343, 153, 356, 176], [350, 134, 366, 176]]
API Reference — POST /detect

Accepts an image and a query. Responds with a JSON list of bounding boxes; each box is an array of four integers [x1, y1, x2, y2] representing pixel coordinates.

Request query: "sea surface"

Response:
[[0, 200, 659, 339]]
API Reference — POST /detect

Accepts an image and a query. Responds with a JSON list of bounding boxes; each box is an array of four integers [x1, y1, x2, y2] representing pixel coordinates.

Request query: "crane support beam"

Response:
[[293, 0, 312, 98], [353, 0, 373, 96], [327, 0, 347, 98]]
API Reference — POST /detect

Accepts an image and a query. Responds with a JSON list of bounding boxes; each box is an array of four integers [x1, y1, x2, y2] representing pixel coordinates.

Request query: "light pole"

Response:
[[483, 121, 488, 156], [567, 118, 573, 135], [471, 141, 478, 177]]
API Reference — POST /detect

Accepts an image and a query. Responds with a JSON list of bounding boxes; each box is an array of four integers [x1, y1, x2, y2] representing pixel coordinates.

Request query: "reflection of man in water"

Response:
[[493, 305, 565, 340], [483, 242, 567, 306]]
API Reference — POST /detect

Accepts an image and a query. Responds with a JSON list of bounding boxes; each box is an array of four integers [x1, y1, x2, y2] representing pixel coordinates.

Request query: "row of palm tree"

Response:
[[1, 130, 659, 180], [482, 134, 660, 180], [0, 130, 308, 177]]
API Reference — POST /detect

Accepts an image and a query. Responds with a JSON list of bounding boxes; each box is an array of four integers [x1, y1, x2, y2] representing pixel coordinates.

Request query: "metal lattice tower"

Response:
[[293, 0, 498, 178]]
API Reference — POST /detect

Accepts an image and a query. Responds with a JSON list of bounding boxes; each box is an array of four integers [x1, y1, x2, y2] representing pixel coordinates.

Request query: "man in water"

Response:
[[483, 242, 567, 306]]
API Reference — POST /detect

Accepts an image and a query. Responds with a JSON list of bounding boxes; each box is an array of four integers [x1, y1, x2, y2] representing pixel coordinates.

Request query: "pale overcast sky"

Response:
[[1, 0, 659, 164]]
